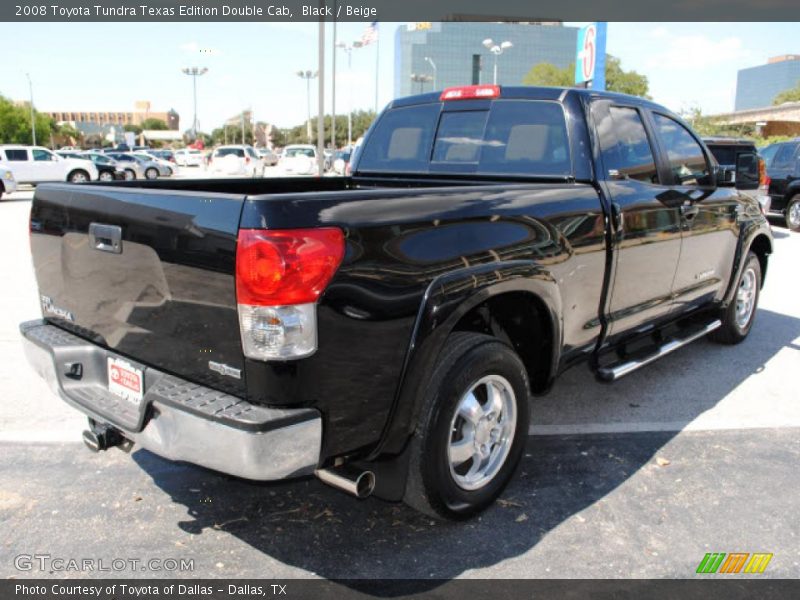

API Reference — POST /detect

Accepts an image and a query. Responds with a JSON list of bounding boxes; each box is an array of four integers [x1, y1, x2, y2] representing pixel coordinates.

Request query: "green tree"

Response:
[[605, 56, 650, 98], [773, 82, 800, 105], [522, 56, 650, 98], [140, 118, 169, 130], [123, 123, 142, 135], [274, 110, 377, 148], [522, 62, 574, 87], [0, 95, 56, 145], [680, 106, 754, 138]]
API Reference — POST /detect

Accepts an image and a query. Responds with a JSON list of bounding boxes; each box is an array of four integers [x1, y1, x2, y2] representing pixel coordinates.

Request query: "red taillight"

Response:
[[236, 228, 345, 306], [245, 156, 251, 164], [440, 85, 500, 101], [758, 157, 769, 187]]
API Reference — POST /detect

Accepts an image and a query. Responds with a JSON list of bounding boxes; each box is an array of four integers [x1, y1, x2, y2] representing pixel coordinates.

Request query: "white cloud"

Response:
[[650, 26, 670, 39], [645, 35, 751, 70]]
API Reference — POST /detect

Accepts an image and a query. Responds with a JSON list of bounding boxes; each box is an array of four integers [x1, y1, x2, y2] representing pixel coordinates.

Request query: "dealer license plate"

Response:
[[107, 357, 144, 406]]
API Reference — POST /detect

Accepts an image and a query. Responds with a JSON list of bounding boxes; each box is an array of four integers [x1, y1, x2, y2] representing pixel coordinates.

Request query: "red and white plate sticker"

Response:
[[107, 357, 144, 405]]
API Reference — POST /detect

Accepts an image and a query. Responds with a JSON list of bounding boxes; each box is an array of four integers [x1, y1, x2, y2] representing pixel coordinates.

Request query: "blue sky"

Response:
[[0, 22, 797, 133]]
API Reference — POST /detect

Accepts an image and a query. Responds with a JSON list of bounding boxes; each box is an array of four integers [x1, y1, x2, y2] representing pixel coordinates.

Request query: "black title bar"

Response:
[[5, 0, 800, 22]]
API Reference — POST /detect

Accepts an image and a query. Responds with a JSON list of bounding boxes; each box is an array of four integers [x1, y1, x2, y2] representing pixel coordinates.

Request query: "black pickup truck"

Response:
[[21, 86, 773, 519]]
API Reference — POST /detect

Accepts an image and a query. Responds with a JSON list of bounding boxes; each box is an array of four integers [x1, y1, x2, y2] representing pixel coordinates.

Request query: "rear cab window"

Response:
[[216, 148, 246, 158], [357, 99, 571, 178]]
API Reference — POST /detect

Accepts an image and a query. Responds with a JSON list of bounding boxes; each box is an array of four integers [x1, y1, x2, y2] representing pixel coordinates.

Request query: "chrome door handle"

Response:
[[89, 223, 123, 254]]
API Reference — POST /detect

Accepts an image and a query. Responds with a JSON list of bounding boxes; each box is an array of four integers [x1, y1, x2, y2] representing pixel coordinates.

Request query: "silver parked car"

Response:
[[133, 152, 174, 177], [106, 152, 161, 180]]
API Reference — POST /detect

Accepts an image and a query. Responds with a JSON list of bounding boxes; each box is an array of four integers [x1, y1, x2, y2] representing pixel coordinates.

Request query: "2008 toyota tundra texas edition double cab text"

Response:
[[21, 86, 773, 519]]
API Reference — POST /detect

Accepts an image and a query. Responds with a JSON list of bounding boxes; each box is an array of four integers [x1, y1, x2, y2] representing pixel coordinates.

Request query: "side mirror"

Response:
[[734, 151, 759, 191]]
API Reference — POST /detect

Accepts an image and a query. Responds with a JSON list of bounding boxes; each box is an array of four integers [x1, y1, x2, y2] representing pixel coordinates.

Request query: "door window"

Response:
[[652, 114, 711, 186], [602, 106, 659, 184], [32, 149, 55, 162], [772, 143, 799, 169]]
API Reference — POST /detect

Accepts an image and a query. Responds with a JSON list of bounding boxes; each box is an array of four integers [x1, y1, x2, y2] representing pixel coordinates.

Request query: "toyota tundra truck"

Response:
[[21, 86, 773, 519]]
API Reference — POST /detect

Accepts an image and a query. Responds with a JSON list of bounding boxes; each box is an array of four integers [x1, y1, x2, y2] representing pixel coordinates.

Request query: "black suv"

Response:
[[703, 137, 770, 214], [760, 138, 800, 231]]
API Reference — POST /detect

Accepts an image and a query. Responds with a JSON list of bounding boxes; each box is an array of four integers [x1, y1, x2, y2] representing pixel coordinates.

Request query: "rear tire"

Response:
[[124, 169, 136, 180], [99, 171, 113, 182], [68, 169, 89, 183], [710, 251, 761, 345], [785, 195, 800, 232], [145, 168, 158, 180], [403, 332, 530, 520]]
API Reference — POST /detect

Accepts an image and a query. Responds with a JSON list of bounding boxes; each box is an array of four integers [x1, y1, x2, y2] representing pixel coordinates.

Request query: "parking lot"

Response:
[[1, 182, 798, 580]]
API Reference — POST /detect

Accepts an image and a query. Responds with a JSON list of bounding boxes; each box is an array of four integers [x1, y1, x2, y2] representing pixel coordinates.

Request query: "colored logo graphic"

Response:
[[696, 552, 773, 574]]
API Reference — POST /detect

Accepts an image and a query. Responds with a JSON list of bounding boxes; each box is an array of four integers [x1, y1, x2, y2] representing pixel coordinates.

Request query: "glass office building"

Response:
[[735, 55, 800, 110], [394, 22, 578, 98]]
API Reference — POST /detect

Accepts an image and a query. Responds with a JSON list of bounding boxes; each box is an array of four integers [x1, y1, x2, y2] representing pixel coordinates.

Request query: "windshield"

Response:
[[358, 99, 571, 177], [85, 153, 113, 165]]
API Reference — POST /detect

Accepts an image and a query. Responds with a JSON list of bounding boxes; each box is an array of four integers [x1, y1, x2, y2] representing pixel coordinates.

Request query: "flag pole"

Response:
[[374, 24, 380, 113]]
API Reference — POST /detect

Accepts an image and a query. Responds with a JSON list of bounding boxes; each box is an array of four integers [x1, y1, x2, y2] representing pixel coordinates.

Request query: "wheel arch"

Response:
[[369, 260, 562, 460]]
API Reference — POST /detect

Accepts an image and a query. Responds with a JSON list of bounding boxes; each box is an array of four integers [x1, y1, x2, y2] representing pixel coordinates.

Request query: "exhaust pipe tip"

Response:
[[315, 467, 376, 499], [82, 430, 101, 452], [82, 421, 126, 452], [354, 470, 376, 499]]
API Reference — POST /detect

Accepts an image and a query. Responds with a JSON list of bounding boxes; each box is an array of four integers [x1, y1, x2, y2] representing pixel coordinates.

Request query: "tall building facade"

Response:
[[394, 22, 578, 98], [735, 55, 800, 110]]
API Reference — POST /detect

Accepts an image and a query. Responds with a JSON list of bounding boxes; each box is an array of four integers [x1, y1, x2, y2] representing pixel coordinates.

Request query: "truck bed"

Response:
[[30, 176, 605, 459]]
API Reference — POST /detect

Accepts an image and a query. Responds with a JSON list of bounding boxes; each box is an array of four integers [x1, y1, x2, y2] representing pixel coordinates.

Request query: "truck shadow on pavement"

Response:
[[133, 308, 800, 589]]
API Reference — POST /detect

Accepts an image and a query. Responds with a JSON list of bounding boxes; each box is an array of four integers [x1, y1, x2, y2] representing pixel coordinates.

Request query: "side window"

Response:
[[772, 143, 798, 169], [652, 113, 711, 186], [600, 106, 659, 184], [32, 149, 54, 162], [4, 149, 29, 161]]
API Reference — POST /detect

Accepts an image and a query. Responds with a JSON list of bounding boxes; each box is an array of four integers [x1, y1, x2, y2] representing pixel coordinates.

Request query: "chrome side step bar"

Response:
[[596, 319, 722, 382]]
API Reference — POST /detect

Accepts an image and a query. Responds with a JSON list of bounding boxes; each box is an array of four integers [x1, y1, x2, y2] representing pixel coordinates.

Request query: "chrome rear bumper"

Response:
[[20, 320, 321, 481]]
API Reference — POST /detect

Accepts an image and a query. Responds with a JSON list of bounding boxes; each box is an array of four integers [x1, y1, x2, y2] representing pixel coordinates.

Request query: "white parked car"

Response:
[[0, 164, 18, 199], [279, 144, 319, 176], [209, 145, 264, 177], [0, 145, 98, 184], [174, 149, 205, 167]]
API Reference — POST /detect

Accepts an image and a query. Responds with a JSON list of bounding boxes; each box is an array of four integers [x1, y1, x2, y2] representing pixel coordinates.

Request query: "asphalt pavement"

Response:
[[1, 179, 798, 580]]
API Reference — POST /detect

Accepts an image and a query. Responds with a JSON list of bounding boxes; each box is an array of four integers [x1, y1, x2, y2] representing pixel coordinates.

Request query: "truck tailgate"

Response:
[[29, 184, 246, 396]]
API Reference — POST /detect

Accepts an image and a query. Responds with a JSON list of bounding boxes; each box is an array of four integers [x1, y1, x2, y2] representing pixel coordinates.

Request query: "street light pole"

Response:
[[25, 73, 36, 146], [482, 39, 513, 85], [424, 57, 437, 90], [335, 41, 362, 149], [181, 67, 208, 140], [296, 70, 318, 143]]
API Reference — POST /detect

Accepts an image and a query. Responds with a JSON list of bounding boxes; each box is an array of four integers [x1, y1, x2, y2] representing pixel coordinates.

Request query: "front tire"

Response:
[[99, 171, 114, 182], [124, 169, 136, 180], [145, 168, 158, 180], [710, 251, 761, 344], [404, 332, 530, 520], [785, 195, 800, 232]]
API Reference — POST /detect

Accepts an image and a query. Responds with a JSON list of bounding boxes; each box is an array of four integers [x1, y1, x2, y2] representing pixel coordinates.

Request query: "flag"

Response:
[[361, 21, 378, 46]]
